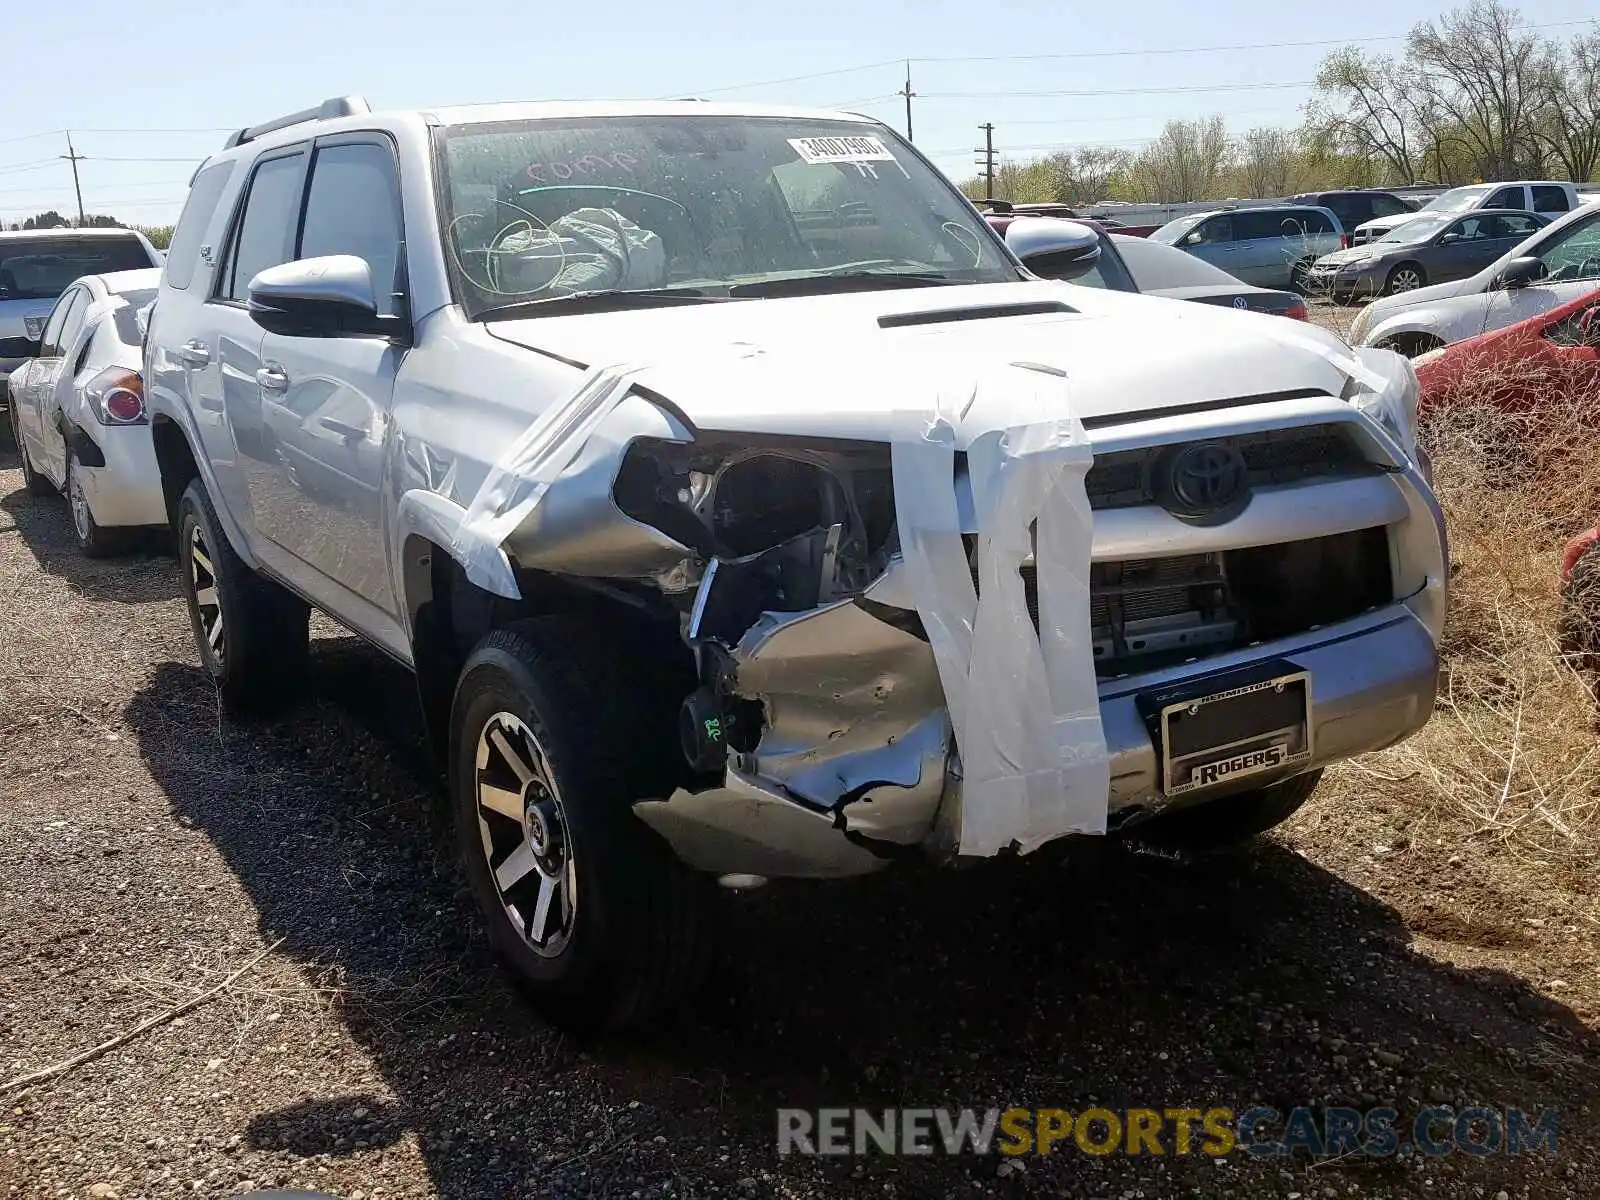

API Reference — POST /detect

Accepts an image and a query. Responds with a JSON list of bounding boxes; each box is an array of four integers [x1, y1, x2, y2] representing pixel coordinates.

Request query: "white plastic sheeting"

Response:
[[892, 364, 1109, 858]]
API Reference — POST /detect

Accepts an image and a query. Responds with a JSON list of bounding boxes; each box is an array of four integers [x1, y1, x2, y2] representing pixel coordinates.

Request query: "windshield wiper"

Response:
[[728, 271, 962, 298], [477, 287, 727, 320]]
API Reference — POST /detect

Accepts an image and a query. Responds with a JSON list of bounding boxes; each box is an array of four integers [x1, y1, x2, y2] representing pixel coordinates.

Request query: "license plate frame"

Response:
[[1156, 668, 1313, 797]]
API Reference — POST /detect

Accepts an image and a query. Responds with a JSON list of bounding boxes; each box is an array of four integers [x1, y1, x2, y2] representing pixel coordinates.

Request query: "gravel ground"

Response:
[[1, 429, 1597, 1200]]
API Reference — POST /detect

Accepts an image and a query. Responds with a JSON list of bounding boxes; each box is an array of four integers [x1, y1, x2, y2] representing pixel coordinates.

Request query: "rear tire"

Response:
[[176, 477, 310, 713], [1290, 257, 1316, 293], [1124, 770, 1323, 857], [450, 619, 711, 1033], [67, 452, 123, 558]]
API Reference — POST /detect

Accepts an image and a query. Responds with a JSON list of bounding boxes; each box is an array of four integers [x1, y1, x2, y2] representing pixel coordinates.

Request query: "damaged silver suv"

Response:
[[146, 96, 1448, 1030]]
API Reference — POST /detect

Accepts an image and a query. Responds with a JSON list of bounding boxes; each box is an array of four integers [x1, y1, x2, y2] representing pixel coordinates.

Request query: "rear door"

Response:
[[1532, 185, 1572, 216], [15, 285, 89, 485], [194, 146, 308, 532], [1223, 211, 1280, 285]]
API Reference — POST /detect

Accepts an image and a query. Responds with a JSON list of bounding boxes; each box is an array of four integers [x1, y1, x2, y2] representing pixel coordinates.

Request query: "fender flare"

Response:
[[392, 487, 521, 633]]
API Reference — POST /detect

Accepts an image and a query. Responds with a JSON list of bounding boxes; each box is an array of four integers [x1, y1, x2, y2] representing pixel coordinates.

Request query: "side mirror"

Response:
[[1004, 216, 1102, 282], [0, 335, 41, 359], [247, 255, 406, 340], [1438, 232, 1460, 245], [1495, 255, 1545, 290]]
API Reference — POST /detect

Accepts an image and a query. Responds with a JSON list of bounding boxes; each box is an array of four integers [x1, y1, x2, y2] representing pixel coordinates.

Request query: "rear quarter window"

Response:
[[165, 161, 236, 291]]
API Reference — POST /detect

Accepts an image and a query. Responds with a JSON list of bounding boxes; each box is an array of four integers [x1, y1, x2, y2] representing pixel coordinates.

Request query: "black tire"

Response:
[[1385, 262, 1427, 295], [1290, 257, 1316, 294], [450, 619, 711, 1033], [1125, 770, 1323, 857], [176, 477, 310, 713], [66, 452, 124, 558], [9, 401, 54, 497]]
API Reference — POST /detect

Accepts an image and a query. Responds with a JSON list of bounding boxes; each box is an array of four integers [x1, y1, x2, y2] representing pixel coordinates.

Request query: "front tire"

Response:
[[1386, 262, 1426, 295], [450, 620, 711, 1033], [1125, 770, 1323, 857], [10, 402, 53, 497], [1290, 257, 1315, 293], [176, 477, 309, 713]]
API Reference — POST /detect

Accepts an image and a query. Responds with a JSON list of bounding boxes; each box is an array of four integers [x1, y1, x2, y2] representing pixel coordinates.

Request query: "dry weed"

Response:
[[1352, 365, 1600, 868]]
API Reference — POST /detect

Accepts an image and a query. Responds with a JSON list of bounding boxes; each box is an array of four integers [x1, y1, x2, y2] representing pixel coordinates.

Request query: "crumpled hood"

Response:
[[1315, 245, 1382, 267], [487, 281, 1358, 442]]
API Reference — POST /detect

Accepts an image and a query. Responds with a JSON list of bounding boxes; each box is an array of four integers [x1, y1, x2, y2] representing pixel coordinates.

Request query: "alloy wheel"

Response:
[[474, 711, 578, 958], [1390, 267, 1423, 293], [68, 461, 91, 543], [189, 522, 224, 663]]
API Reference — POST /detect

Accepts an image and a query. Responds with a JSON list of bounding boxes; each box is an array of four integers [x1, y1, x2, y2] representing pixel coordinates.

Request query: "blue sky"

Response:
[[3, 0, 1596, 226]]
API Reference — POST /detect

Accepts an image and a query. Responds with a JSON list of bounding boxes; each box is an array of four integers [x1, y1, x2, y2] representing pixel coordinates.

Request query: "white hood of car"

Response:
[[487, 281, 1356, 442]]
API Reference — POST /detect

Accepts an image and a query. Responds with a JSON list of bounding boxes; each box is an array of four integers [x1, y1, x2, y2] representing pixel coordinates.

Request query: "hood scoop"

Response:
[[878, 299, 1075, 329]]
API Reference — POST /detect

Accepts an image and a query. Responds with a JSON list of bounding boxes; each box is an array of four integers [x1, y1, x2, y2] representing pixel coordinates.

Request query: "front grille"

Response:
[[1007, 527, 1394, 677], [1084, 425, 1373, 510]]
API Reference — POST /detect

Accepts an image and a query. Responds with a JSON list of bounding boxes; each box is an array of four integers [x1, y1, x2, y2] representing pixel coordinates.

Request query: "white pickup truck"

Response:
[[1352, 180, 1583, 245]]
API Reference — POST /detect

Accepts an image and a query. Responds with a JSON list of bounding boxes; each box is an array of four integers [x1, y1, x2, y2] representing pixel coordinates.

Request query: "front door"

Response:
[[253, 136, 408, 619]]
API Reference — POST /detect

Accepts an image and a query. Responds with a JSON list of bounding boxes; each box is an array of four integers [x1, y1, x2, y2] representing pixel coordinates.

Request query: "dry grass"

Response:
[[1340, 360, 1600, 870]]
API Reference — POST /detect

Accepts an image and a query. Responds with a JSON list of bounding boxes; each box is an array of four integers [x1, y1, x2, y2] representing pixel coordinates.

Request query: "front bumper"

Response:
[[636, 404, 1448, 879], [1308, 262, 1383, 298]]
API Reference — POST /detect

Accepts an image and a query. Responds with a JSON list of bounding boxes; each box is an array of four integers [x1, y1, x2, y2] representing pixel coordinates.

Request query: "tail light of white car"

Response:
[[85, 367, 147, 425]]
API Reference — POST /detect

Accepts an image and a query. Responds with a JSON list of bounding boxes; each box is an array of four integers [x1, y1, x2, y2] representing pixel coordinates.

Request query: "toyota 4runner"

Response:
[[145, 96, 1449, 1030]]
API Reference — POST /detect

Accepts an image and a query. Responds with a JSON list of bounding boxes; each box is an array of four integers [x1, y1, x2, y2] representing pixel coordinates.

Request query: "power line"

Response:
[[921, 81, 1315, 99]]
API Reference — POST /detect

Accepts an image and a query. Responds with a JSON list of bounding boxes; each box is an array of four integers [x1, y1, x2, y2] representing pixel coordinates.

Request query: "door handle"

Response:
[[255, 365, 289, 393], [178, 340, 211, 367], [319, 416, 366, 440]]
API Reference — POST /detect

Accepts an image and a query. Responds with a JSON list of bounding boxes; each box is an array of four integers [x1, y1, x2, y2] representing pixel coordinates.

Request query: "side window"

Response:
[[219, 151, 307, 303], [1300, 210, 1335, 236], [1533, 186, 1569, 214], [1372, 194, 1412, 218], [1486, 185, 1525, 210], [1453, 217, 1489, 241], [1230, 212, 1277, 240], [37, 289, 77, 355], [297, 141, 405, 317], [40, 288, 86, 357], [1185, 216, 1232, 245], [1499, 214, 1542, 239], [1536, 215, 1600, 282], [166, 161, 236, 291]]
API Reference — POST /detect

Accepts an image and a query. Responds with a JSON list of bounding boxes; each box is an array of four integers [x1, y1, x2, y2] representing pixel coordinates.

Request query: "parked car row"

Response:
[[1, 97, 1449, 1033]]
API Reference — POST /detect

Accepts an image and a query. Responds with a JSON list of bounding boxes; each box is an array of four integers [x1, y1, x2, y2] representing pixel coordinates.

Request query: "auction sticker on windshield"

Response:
[[788, 135, 897, 165]]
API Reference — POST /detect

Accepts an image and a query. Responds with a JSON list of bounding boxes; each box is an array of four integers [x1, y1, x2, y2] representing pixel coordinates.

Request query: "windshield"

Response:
[[436, 116, 1018, 317], [1375, 214, 1455, 244], [1149, 214, 1207, 245], [0, 237, 152, 301], [1420, 186, 1491, 215]]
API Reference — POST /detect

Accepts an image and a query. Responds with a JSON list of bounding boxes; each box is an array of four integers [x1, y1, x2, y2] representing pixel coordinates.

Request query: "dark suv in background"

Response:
[[1288, 190, 1416, 237]]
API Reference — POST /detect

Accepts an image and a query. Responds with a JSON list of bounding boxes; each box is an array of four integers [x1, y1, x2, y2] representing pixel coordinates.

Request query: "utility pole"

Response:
[[976, 123, 996, 201], [899, 61, 915, 142], [61, 133, 86, 227]]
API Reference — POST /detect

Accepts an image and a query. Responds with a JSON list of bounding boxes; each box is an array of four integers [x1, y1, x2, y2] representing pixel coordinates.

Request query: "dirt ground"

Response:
[[1, 414, 1597, 1199]]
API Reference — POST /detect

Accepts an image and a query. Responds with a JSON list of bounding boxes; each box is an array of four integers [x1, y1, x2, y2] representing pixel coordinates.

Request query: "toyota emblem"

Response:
[[1157, 441, 1250, 524]]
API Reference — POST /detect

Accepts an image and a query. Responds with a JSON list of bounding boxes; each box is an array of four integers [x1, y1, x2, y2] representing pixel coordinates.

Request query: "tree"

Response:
[[1048, 147, 1133, 206], [1127, 116, 1231, 202], [1410, 0, 1550, 179], [1306, 47, 1429, 183], [21, 211, 70, 230], [1537, 28, 1600, 182], [1238, 127, 1302, 197], [137, 225, 174, 250]]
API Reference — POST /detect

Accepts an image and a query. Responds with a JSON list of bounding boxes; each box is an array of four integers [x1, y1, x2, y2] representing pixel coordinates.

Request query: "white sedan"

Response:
[[6, 268, 164, 555], [1350, 201, 1600, 355]]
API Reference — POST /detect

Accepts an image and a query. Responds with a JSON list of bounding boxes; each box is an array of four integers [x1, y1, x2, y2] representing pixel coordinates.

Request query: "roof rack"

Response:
[[222, 95, 371, 151]]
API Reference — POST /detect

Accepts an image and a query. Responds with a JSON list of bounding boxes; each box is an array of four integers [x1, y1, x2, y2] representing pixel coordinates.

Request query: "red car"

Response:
[[1414, 286, 1600, 419]]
